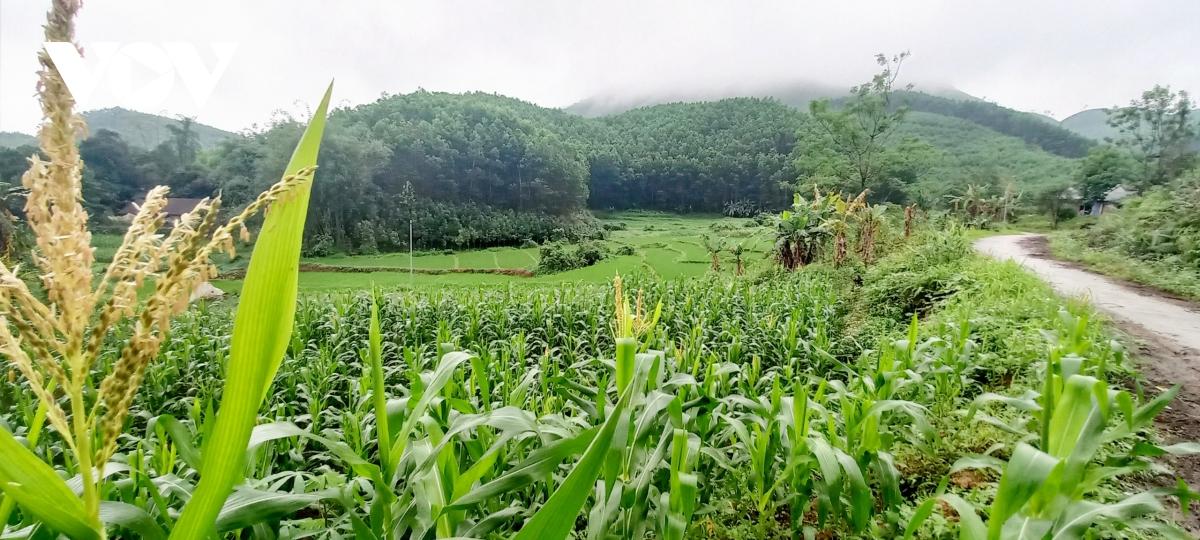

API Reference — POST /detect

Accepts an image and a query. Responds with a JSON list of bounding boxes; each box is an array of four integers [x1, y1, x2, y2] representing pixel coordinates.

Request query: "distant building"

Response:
[[1090, 184, 1137, 215], [118, 196, 206, 225]]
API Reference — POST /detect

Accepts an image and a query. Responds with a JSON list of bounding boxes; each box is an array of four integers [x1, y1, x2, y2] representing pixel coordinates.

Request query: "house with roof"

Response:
[[1089, 184, 1137, 215]]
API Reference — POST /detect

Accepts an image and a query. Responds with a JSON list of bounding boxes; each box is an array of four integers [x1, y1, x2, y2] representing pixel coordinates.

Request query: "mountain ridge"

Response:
[[0, 107, 238, 150]]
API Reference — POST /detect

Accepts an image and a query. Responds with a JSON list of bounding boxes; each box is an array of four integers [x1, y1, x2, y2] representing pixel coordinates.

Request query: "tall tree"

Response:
[[798, 52, 911, 197], [79, 129, 145, 212], [1107, 85, 1197, 187], [1076, 145, 1138, 206], [165, 117, 201, 168]]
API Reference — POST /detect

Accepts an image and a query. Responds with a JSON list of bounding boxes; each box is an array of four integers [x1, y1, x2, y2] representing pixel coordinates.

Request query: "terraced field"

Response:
[[211, 213, 774, 292]]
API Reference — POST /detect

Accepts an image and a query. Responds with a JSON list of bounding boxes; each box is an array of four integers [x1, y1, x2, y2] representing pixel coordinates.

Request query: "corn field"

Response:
[[1, 1, 1197, 538], [2, 268, 1196, 538]]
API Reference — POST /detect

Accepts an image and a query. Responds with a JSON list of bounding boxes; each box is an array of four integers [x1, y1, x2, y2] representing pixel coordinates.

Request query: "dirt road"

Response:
[[976, 233, 1200, 527], [976, 234, 1200, 352]]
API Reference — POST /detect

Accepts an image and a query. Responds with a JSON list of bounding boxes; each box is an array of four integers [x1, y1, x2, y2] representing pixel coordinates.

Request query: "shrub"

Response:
[[304, 232, 335, 258], [1070, 174, 1200, 268], [354, 220, 379, 255], [536, 241, 609, 274], [576, 240, 607, 266], [615, 244, 636, 256], [862, 228, 973, 319], [603, 222, 628, 231], [723, 199, 759, 217]]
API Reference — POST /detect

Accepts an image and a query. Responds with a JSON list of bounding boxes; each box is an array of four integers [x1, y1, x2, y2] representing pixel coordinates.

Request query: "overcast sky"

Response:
[[1, 0, 1197, 134]]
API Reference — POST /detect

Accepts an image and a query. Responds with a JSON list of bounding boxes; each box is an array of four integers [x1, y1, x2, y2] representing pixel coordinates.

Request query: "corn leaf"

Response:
[[511, 376, 640, 540], [987, 443, 1060, 540], [0, 427, 100, 539], [99, 502, 165, 540], [169, 82, 332, 539], [938, 493, 987, 540], [214, 488, 342, 532], [149, 415, 202, 472], [447, 427, 598, 509]]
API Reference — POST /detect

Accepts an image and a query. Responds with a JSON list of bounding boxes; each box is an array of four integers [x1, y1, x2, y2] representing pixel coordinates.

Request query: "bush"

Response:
[[615, 245, 636, 256], [354, 221, 379, 255], [861, 228, 973, 320], [303, 232, 335, 258], [1071, 174, 1200, 268], [576, 240, 607, 266], [536, 241, 609, 274], [723, 200, 759, 218], [602, 222, 627, 231]]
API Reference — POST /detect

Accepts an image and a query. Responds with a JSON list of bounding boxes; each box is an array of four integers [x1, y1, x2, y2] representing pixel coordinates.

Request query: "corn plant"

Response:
[[910, 356, 1200, 539], [0, 1, 332, 537]]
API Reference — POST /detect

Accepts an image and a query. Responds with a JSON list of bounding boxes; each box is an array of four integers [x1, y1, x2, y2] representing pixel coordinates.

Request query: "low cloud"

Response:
[[1, 0, 1196, 133]]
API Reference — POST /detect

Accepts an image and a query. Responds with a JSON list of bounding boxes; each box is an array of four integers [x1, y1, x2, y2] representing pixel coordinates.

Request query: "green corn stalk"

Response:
[[925, 374, 1199, 539], [169, 83, 332, 539], [663, 428, 698, 540], [512, 360, 644, 540]]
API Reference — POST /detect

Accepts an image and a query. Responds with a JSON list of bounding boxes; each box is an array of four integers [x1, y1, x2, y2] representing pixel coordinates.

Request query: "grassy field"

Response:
[[209, 212, 774, 293]]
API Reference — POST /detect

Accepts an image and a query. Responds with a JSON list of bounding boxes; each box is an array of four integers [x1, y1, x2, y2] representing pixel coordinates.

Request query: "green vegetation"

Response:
[[80, 108, 237, 150], [206, 213, 774, 292], [1107, 86, 1198, 187], [0, 0, 333, 533], [590, 98, 801, 212], [0, 132, 36, 148], [0, 109, 234, 151], [0, 70, 1093, 257], [898, 112, 1076, 201], [1054, 173, 1200, 300], [8, 224, 1195, 538], [892, 91, 1093, 157], [3, 3, 1198, 536]]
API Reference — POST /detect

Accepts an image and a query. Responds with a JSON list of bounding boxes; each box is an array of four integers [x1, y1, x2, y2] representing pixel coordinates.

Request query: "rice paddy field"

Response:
[[205, 213, 776, 293], [7, 215, 1196, 538]]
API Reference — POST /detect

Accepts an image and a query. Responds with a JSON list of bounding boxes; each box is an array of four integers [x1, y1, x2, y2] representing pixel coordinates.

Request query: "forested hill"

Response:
[[82, 108, 236, 149], [1060, 109, 1115, 140], [1060, 108, 1200, 151], [889, 92, 1093, 157], [570, 85, 1092, 158], [587, 98, 803, 211], [0, 132, 36, 148], [0, 108, 236, 150], [0, 89, 1079, 253]]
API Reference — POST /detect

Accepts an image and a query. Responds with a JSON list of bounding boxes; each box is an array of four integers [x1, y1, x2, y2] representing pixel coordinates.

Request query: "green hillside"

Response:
[[889, 92, 1093, 157], [82, 108, 236, 150], [0, 132, 37, 148], [898, 111, 1076, 197], [1061, 107, 1200, 151], [566, 81, 973, 117], [571, 85, 1091, 158], [0, 108, 237, 150], [1060, 109, 1117, 140]]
